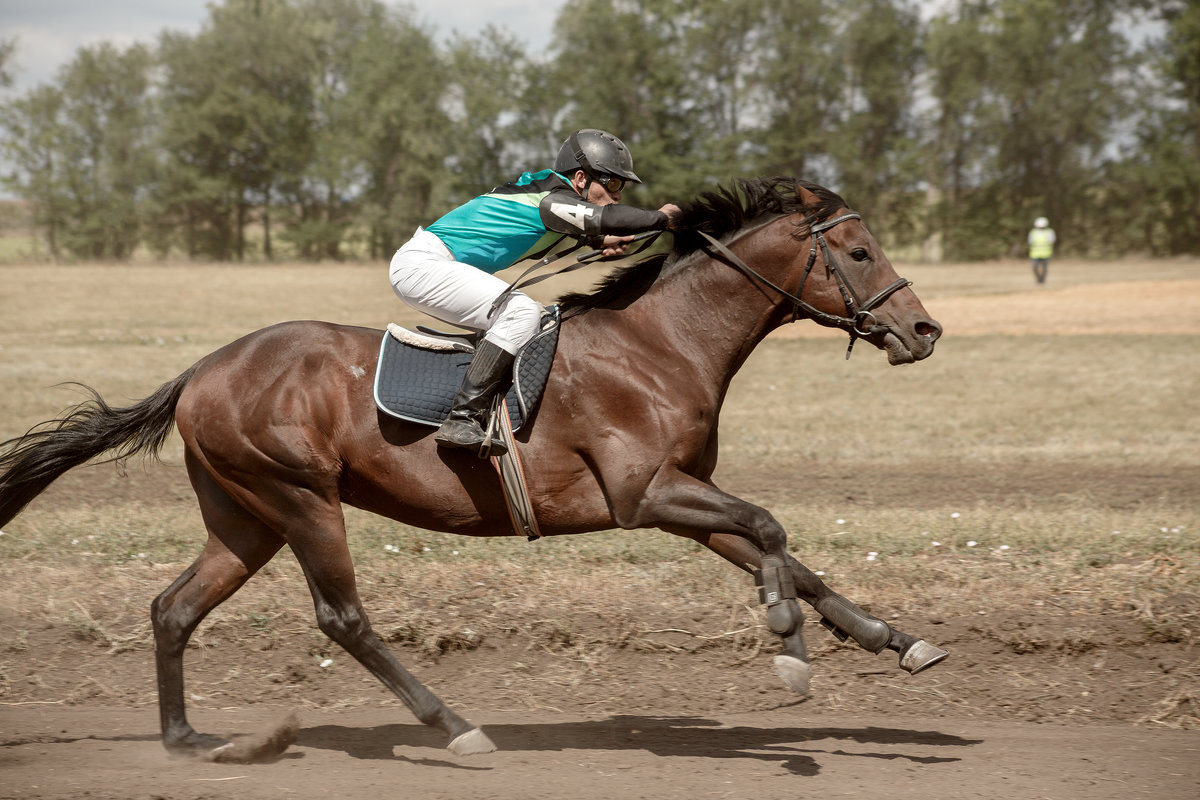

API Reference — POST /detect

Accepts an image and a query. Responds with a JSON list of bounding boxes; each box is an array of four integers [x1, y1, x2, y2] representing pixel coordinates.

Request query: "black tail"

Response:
[[0, 366, 197, 527]]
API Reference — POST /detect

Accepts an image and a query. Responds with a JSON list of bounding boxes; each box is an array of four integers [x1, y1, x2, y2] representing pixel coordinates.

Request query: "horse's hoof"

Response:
[[900, 639, 948, 674], [773, 654, 812, 695], [165, 731, 232, 760], [197, 712, 299, 763], [202, 742, 237, 762], [448, 727, 496, 755]]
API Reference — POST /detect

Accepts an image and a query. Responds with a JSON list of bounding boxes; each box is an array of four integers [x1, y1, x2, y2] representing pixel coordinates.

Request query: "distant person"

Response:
[[389, 129, 679, 455], [1028, 217, 1056, 284]]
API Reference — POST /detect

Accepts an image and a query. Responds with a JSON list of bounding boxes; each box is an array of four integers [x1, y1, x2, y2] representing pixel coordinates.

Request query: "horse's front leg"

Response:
[[611, 473, 813, 692], [753, 552, 813, 694], [691, 532, 948, 676]]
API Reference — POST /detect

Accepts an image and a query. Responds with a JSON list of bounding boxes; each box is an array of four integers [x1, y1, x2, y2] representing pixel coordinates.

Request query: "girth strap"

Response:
[[486, 397, 542, 540]]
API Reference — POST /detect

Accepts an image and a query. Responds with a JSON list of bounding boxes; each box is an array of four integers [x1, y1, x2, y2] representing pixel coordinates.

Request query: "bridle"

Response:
[[698, 212, 911, 359]]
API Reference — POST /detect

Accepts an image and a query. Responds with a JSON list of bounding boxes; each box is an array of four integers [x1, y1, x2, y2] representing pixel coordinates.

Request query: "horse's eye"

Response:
[[851, 248, 870, 262]]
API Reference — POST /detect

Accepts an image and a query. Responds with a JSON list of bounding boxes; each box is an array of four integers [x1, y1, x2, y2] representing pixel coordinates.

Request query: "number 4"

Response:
[[550, 202, 594, 230]]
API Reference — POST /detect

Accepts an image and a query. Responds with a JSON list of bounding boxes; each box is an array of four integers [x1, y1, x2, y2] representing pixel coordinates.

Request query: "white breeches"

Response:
[[388, 228, 542, 355]]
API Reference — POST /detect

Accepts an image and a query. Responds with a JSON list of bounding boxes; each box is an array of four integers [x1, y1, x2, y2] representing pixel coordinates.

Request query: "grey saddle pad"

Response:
[[373, 306, 560, 432]]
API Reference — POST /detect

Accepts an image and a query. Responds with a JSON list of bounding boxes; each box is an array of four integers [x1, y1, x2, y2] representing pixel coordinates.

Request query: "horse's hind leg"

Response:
[[694, 533, 947, 674], [152, 460, 285, 758], [276, 502, 495, 755], [175, 456, 493, 755], [289, 536, 494, 754]]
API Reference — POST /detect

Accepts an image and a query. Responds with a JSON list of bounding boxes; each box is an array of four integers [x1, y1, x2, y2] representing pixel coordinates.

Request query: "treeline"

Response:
[[0, 0, 1197, 262]]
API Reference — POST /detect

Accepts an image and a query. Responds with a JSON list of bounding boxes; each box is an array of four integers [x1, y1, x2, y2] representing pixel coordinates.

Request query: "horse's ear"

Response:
[[794, 182, 821, 207]]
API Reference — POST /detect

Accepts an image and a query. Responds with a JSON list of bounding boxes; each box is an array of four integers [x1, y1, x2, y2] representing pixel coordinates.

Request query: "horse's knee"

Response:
[[748, 512, 787, 556], [150, 594, 169, 634], [314, 602, 371, 646], [151, 585, 195, 651], [151, 558, 239, 645], [485, 293, 542, 353]]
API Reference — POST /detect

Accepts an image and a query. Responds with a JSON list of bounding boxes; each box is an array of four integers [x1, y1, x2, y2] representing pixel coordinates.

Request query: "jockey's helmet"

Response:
[[554, 129, 642, 184], [1034, 217, 1049, 228]]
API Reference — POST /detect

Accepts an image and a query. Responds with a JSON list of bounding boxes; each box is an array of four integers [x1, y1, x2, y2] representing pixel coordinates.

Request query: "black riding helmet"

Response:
[[553, 129, 642, 184]]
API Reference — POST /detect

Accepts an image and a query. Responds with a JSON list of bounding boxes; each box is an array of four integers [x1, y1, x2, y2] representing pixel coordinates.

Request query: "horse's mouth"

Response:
[[882, 330, 936, 365]]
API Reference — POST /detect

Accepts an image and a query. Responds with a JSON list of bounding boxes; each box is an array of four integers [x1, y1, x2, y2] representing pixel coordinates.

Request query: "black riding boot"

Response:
[[435, 339, 515, 456]]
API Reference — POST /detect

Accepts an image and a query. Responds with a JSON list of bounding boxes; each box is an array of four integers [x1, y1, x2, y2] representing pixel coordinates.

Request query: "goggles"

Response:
[[594, 174, 626, 194]]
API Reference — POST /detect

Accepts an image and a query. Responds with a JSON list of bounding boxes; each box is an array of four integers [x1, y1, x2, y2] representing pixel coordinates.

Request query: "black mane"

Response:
[[557, 177, 848, 317]]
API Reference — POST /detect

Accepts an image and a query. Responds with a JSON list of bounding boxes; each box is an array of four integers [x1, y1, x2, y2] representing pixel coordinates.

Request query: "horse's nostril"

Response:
[[916, 320, 943, 341]]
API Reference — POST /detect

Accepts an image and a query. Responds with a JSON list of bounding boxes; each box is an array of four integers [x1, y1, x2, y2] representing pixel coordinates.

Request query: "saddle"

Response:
[[373, 305, 561, 432], [373, 306, 561, 541]]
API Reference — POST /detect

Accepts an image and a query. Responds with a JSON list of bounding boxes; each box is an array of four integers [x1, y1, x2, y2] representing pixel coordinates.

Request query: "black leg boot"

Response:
[[435, 340, 515, 456]]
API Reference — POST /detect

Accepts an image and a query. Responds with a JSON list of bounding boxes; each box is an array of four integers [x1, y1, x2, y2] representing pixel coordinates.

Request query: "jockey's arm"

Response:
[[539, 191, 671, 241]]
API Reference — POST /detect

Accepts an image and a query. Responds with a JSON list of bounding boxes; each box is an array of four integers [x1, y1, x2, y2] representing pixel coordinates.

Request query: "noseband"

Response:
[[698, 213, 911, 359]]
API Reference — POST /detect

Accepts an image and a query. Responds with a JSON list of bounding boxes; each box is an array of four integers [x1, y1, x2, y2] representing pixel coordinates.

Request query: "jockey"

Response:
[[389, 129, 679, 456]]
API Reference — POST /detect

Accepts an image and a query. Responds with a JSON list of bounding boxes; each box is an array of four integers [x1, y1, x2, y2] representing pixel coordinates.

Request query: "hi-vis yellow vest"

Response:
[[1029, 228, 1055, 259]]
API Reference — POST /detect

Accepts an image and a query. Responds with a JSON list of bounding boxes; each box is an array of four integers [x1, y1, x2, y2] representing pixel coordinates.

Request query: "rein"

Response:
[[698, 213, 911, 359], [489, 230, 663, 317]]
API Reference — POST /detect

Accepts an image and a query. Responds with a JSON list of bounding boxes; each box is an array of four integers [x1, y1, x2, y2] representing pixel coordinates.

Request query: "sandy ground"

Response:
[[772, 278, 1200, 337], [2, 451, 1196, 800], [2, 705, 1197, 800], [2, 268, 1198, 799]]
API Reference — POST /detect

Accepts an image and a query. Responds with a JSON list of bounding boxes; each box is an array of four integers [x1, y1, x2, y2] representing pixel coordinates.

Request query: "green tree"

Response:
[[683, 0, 771, 183], [508, 65, 571, 168], [443, 28, 532, 197], [0, 86, 67, 257], [1103, 0, 1200, 255], [923, 2, 997, 259], [154, 0, 313, 260], [757, 0, 843, 181], [925, 0, 1135, 258], [59, 43, 156, 259], [327, 2, 451, 258], [0, 43, 154, 259], [992, 0, 1131, 248], [0, 38, 15, 89], [282, 0, 386, 260], [549, 0, 698, 205], [2, 0, 1190, 261], [821, 0, 923, 236]]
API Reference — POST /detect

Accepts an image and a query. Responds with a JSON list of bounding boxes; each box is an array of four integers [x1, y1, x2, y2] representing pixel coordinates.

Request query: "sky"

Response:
[[1, 0, 1164, 96], [2, 0, 568, 93]]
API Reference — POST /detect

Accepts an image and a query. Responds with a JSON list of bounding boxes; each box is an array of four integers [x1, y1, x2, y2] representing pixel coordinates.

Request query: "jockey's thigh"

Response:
[[389, 229, 542, 355]]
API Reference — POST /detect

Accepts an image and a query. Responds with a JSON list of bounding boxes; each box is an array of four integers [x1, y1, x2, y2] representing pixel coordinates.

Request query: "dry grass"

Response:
[[1, 257, 1197, 691]]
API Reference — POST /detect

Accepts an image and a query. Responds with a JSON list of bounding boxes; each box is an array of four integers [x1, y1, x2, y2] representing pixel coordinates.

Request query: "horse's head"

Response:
[[558, 176, 941, 364], [780, 181, 941, 364], [683, 178, 939, 364]]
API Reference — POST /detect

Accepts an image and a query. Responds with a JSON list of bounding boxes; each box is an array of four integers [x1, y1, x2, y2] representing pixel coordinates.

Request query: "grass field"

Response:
[[2, 258, 1197, 584], [0, 256, 1197, 727]]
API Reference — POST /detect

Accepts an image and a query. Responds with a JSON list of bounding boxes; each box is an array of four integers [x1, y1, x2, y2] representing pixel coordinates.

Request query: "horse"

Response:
[[0, 177, 945, 761]]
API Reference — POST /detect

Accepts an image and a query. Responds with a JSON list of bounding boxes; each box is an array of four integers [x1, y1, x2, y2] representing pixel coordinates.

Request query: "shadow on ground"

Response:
[[297, 715, 982, 776]]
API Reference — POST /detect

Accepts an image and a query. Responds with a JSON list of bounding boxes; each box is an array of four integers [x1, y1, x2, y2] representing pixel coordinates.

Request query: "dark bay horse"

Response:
[[0, 177, 945, 760]]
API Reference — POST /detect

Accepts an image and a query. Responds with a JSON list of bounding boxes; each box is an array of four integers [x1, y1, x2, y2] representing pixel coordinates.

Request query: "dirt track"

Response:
[[2, 271, 1198, 799], [2, 538, 1196, 799], [3, 705, 1196, 800]]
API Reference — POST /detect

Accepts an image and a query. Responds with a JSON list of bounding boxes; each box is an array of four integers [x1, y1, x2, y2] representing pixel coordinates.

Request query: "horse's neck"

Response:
[[566, 244, 784, 392]]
